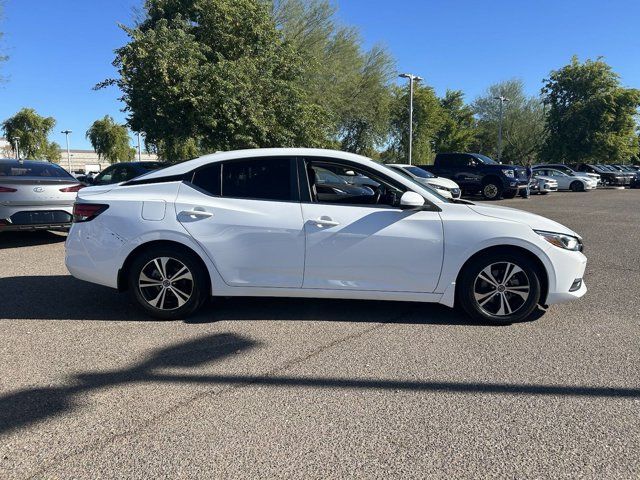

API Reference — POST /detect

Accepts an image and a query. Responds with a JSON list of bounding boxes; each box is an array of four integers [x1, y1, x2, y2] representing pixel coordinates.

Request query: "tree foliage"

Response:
[[433, 90, 476, 153], [384, 84, 444, 164], [541, 56, 640, 164], [2, 108, 61, 162], [273, 0, 395, 156], [473, 79, 546, 165], [101, 0, 328, 161], [86, 115, 136, 163]]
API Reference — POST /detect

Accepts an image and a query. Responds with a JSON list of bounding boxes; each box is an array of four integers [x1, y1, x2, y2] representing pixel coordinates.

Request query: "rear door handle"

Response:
[[311, 216, 339, 227], [181, 209, 213, 218]]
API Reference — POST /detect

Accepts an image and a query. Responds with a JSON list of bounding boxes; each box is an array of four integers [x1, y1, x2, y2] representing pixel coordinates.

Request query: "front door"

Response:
[[301, 159, 444, 292], [175, 156, 305, 288]]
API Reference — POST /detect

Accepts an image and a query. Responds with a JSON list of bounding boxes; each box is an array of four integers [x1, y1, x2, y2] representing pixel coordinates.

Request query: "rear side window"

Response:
[[0, 162, 73, 179], [192, 163, 221, 196], [221, 157, 295, 201]]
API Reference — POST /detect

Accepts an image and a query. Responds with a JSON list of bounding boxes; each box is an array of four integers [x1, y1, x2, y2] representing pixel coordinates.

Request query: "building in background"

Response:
[[0, 138, 159, 172]]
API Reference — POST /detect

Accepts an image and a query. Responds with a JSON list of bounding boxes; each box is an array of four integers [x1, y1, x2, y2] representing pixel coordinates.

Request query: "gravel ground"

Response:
[[1, 189, 638, 479]]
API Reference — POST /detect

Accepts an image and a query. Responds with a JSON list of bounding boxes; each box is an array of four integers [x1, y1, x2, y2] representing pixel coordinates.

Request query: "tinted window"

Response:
[[222, 157, 294, 201], [0, 161, 74, 179], [192, 163, 221, 196]]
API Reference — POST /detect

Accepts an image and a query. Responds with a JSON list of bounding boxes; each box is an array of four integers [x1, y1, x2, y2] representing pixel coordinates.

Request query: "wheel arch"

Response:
[[454, 244, 549, 306], [482, 174, 504, 187], [117, 239, 211, 294]]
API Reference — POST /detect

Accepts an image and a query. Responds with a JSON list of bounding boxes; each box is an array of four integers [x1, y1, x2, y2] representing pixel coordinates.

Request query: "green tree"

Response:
[[273, 0, 395, 156], [473, 79, 546, 165], [433, 90, 476, 152], [100, 0, 328, 161], [2, 108, 61, 162], [86, 115, 136, 163], [384, 84, 444, 164], [541, 56, 640, 164]]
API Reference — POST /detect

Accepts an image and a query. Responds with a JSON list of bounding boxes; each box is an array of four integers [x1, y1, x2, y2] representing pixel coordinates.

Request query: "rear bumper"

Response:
[[0, 204, 73, 231]]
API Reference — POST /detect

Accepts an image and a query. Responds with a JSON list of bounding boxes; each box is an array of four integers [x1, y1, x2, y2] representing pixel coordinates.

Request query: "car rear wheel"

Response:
[[482, 181, 503, 200], [570, 181, 585, 192], [128, 247, 208, 320], [458, 252, 541, 325]]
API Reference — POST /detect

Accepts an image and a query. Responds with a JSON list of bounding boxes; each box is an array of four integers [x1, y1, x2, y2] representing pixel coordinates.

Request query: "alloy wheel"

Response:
[[473, 262, 531, 317], [138, 257, 194, 311], [483, 184, 498, 199]]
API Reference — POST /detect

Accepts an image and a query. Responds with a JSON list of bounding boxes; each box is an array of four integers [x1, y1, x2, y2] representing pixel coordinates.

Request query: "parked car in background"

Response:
[[537, 163, 600, 185], [630, 174, 640, 189], [88, 161, 166, 186], [0, 159, 84, 231], [601, 165, 634, 185], [574, 164, 627, 186], [385, 164, 461, 199], [418, 152, 528, 200], [66, 148, 587, 325], [532, 167, 597, 192], [311, 166, 375, 203], [529, 172, 558, 195]]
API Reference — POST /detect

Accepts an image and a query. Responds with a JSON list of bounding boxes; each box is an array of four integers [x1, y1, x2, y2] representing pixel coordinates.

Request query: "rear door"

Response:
[[174, 156, 305, 288]]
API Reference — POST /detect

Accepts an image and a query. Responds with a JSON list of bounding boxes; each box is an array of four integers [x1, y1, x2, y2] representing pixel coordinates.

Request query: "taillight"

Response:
[[60, 184, 85, 193], [73, 203, 109, 222], [0, 186, 17, 193]]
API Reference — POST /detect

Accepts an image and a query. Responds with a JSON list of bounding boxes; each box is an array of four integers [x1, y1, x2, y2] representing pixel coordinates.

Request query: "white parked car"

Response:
[[530, 173, 558, 195], [532, 167, 597, 192], [538, 164, 601, 185], [66, 149, 587, 325], [385, 164, 461, 199]]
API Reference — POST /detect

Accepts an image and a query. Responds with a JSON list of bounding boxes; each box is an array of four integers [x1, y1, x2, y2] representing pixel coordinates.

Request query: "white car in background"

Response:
[[530, 173, 558, 195], [385, 164, 461, 199], [538, 163, 601, 185], [66, 148, 587, 325], [532, 167, 597, 192]]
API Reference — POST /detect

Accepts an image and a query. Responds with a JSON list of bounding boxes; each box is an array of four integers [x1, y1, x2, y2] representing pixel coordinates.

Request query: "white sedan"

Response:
[[385, 163, 461, 199], [532, 167, 597, 191], [66, 148, 587, 325]]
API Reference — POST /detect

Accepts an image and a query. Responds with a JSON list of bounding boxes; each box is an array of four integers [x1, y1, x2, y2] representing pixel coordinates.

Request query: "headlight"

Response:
[[535, 230, 583, 251], [503, 169, 515, 178], [430, 183, 449, 192]]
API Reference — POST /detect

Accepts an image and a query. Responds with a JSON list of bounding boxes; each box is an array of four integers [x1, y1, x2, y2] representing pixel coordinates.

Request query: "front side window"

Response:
[[221, 157, 296, 201], [94, 166, 116, 185]]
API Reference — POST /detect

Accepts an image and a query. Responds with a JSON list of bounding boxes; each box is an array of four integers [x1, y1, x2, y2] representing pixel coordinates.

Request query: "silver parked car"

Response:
[[0, 159, 83, 231]]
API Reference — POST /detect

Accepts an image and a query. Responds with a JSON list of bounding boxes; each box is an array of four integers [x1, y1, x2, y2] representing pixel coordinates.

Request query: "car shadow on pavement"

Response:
[[1, 332, 638, 437], [0, 231, 68, 250], [0, 274, 518, 326]]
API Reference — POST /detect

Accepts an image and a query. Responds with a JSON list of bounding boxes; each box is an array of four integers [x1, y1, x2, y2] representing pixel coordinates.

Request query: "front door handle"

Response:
[[181, 209, 213, 218], [311, 216, 339, 227]]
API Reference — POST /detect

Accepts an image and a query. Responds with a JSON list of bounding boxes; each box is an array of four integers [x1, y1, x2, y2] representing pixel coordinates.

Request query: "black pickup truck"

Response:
[[418, 152, 529, 200]]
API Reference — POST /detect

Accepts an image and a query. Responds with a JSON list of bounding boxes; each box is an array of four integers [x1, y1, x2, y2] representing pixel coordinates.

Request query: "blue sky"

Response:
[[2, 0, 639, 150]]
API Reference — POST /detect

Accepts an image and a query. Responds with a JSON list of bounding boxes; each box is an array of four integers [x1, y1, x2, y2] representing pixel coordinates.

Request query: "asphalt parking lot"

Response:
[[1, 189, 639, 479]]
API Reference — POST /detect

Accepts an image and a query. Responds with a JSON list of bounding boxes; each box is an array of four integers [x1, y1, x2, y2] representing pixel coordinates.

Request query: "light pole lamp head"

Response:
[[61, 130, 72, 135]]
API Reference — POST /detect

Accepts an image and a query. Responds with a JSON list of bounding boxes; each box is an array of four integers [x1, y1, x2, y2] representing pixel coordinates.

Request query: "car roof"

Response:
[[139, 148, 376, 180], [0, 158, 57, 165]]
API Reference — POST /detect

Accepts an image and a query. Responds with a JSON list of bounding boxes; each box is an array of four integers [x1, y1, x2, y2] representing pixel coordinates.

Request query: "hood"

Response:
[[426, 177, 459, 189], [468, 204, 580, 238]]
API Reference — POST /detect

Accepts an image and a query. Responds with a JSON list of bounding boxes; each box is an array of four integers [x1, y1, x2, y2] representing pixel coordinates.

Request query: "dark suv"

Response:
[[419, 153, 528, 200]]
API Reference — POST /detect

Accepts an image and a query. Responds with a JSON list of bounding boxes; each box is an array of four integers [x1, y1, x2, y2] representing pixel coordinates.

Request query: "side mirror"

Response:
[[399, 191, 425, 209], [344, 170, 356, 176]]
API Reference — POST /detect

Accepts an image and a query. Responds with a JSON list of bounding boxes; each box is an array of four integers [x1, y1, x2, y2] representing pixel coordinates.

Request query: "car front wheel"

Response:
[[458, 252, 541, 324], [128, 247, 209, 320], [482, 182, 503, 200]]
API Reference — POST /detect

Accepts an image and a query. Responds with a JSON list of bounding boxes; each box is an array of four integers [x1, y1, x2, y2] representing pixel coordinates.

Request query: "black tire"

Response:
[[127, 246, 209, 320], [482, 181, 503, 200], [570, 181, 584, 192], [503, 190, 518, 199], [457, 251, 542, 325], [540, 191, 549, 195]]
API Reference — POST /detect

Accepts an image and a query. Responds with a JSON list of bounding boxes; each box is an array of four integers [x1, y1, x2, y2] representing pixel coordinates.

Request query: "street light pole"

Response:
[[399, 73, 423, 165], [61, 130, 72, 170], [12, 137, 20, 160], [136, 132, 142, 161], [494, 96, 509, 162]]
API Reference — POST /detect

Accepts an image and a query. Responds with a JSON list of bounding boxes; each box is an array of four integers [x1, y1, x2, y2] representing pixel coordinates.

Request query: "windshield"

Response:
[[472, 153, 499, 165], [380, 164, 452, 203], [314, 167, 348, 185], [0, 161, 74, 179], [402, 166, 435, 178], [550, 169, 569, 177]]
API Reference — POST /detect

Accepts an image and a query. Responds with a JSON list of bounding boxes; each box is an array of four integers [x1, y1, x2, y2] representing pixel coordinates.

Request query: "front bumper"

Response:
[[545, 250, 588, 305]]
